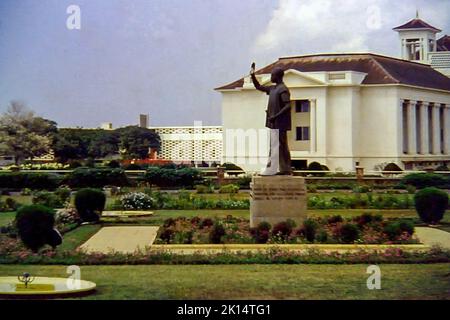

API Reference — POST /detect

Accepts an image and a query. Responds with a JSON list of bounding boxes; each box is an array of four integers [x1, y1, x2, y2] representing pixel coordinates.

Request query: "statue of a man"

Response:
[[250, 63, 292, 175]]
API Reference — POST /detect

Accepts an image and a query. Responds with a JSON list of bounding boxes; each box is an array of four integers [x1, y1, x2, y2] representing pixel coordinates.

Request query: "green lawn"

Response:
[[0, 264, 448, 299], [0, 212, 15, 227]]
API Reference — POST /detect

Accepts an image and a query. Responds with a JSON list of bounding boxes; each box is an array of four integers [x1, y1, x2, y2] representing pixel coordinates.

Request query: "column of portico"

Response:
[[431, 103, 441, 154], [443, 104, 450, 155], [419, 102, 429, 154], [407, 100, 417, 154], [309, 99, 317, 153]]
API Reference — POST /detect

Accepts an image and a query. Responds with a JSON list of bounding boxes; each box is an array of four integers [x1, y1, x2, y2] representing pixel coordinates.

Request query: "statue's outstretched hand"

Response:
[[250, 62, 255, 76]]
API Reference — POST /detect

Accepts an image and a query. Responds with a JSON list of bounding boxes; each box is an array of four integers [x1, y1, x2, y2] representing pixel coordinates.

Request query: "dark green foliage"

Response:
[[117, 126, 160, 159], [0, 172, 61, 190], [15, 205, 58, 252], [163, 218, 176, 228], [74, 188, 106, 222], [302, 219, 318, 242], [435, 165, 449, 171], [5, 198, 18, 211], [401, 173, 449, 189], [159, 229, 174, 243], [64, 167, 130, 188], [144, 166, 203, 188], [32, 191, 64, 208], [209, 222, 226, 244], [356, 213, 382, 227], [307, 162, 326, 176], [124, 163, 143, 170], [107, 160, 121, 168], [340, 223, 360, 243], [414, 187, 449, 224], [220, 163, 245, 176], [383, 163, 403, 172], [54, 187, 71, 203], [383, 220, 415, 241]]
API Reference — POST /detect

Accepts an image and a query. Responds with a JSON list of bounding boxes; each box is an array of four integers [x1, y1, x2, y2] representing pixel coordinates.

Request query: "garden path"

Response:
[[415, 227, 450, 249], [79, 226, 159, 253]]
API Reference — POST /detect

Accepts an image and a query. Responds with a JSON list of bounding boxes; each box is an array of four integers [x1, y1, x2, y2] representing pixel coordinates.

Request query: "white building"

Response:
[[216, 16, 450, 172], [150, 125, 223, 165]]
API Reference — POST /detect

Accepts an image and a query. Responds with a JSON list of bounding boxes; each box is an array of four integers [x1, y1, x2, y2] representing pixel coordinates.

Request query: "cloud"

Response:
[[251, 0, 450, 64]]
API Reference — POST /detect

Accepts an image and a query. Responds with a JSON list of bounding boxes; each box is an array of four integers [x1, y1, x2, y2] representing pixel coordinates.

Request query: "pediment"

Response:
[[260, 69, 326, 87]]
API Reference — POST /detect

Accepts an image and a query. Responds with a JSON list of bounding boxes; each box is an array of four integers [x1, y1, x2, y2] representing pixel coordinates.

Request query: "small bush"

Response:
[[209, 222, 226, 244], [307, 162, 325, 176], [401, 173, 448, 189], [120, 192, 154, 210], [15, 205, 59, 252], [74, 188, 106, 222], [5, 198, 19, 211], [64, 168, 130, 188], [195, 184, 214, 194], [32, 191, 64, 208], [250, 221, 271, 244], [272, 221, 294, 239], [0, 172, 61, 190], [383, 220, 414, 241], [200, 218, 214, 229], [302, 219, 318, 242], [383, 163, 403, 172], [340, 223, 360, 243], [54, 187, 71, 204], [327, 215, 343, 224], [414, 187, 449, 224], [219, 184, 239, 194]]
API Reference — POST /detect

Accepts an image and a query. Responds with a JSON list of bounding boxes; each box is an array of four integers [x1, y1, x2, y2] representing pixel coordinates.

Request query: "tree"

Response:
[[117, 126, 160, 159], [0, 101, 55, 164]]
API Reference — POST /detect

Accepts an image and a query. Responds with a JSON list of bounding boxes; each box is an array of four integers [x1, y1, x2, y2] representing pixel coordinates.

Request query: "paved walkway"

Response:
[[79, 226, 159, 254], [415, 227, 450, 249]]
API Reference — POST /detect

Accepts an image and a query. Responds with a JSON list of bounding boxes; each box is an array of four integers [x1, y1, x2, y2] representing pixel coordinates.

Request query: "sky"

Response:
[[0, 0, 449, 128]]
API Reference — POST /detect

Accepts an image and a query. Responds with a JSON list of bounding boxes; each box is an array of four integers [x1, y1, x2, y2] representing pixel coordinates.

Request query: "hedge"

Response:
[[0, 172, 61, 190], [63, 167, 131, 188]]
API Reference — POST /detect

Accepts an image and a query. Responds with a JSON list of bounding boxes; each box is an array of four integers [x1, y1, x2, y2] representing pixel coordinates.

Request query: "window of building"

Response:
[[296, 126, 310, 141], [295, 100, 310, 113]]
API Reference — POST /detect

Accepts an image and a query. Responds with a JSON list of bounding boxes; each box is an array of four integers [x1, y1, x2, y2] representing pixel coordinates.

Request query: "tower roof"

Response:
[[393, 18, 441, 32], [437, 35, 450, 51]]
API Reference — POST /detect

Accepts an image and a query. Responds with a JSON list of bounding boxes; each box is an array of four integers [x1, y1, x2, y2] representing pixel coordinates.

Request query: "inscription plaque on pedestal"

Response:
[[250, 176, 307, 228]]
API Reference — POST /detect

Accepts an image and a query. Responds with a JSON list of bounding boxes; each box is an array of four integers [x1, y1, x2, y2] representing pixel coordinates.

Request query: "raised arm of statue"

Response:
[[250, 63, 271, 94]]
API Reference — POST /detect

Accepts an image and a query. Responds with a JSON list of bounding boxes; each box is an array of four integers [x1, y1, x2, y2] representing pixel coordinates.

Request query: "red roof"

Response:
[[437, 35, 450, 51], [393, 18, 441, 32], [215, 53, 450, 92]]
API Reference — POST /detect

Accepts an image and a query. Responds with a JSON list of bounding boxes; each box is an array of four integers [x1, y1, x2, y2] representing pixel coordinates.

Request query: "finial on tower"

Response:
[[416, 9, 419, 19]]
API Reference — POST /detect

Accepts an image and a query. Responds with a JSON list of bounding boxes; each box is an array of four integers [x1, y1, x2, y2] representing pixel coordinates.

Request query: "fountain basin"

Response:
[[0, 277, 96, 297]]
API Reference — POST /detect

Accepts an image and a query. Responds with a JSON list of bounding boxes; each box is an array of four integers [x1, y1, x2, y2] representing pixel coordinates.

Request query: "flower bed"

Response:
[[154, 214, 419, 245]]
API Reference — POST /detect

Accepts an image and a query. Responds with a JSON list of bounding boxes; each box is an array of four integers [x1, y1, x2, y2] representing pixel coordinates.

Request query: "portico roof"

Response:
[[215, 53, 450, 92]]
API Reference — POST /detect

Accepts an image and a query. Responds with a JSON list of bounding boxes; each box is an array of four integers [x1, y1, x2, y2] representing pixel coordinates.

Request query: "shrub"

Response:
[[272, 221, 294, 239], [55, 207, 80, 226], [209, 222, 226, 244], [144, 167, 203, 188], [327, 215, 343, 224], [5, 198, 19, 211], [64, 168, 130, 188], [383, 163, 403, 172], [124, 163, 142, 170], [383, 220, 414, 241], [302, 219, 318, 242], [0, 172, 61, 190], [406, 185, 416, 194], [414, 187, 449, 224], [32, 191, 64, 208], [74, 188, 106, 222], [195, 184, 214, 194], [107, 160, 121, 168], [163, 218, 176, 228], [220, 163, 244, 176], [120, 192, 154, 210], [250, 221, 271, 244], [307, 162, 325, 176], [15, 205, 59, 252], [54, 187, 72, 204], [200, 218, 214, 229], [237, 175, 252, 189], [21, 188, 32, 195], [356, 213, 382, 227], [219, 184, 239, 194], [340, 223, 360, 243], [435, 165, 449, 171], [159, 229, 175, 243], [401, 173, 448, 189]]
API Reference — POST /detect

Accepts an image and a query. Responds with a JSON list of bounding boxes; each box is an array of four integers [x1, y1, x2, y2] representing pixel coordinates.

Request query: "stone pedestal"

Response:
[[250, 176, 307, 228]]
